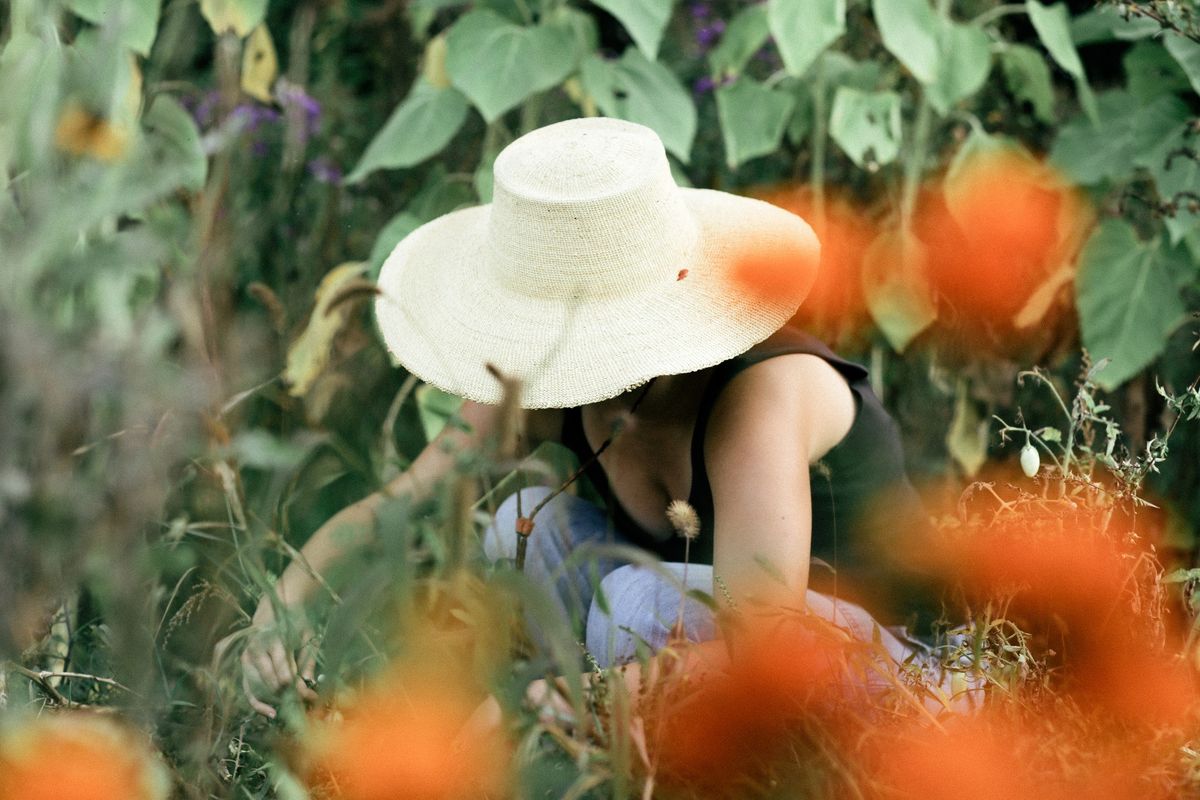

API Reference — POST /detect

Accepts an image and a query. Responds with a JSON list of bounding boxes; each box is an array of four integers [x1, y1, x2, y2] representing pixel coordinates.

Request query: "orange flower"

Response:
[[302, 670, 510, 800], [54, 101, 130, 162], [916, 148, 1091, 345], [0, 712, 170, 800]]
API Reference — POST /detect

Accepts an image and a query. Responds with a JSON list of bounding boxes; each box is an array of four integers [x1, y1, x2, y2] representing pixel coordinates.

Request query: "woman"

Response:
[[241, 117, 933, 717]]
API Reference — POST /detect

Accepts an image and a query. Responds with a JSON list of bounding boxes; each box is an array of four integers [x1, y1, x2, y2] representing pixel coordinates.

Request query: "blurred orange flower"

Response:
[[752, 186, 877, 344], [0, 711, 170, 800], [54, 101, 130, 163], [916, 147, 1092, 344]]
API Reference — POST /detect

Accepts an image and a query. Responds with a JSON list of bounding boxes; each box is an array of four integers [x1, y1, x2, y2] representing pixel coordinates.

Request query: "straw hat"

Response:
[[374, 117, 819, 409]]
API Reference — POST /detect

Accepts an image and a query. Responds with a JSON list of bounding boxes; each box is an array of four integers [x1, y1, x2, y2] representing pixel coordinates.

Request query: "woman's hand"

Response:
[[239, 603, 319, 718]]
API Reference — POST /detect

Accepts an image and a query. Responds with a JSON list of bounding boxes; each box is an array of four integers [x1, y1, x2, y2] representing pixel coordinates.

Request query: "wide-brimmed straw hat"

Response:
[[374, 116, 819, 409]]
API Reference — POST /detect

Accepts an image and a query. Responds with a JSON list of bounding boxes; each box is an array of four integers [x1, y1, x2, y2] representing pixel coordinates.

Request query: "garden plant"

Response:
[[2, 0, 1200, 797]]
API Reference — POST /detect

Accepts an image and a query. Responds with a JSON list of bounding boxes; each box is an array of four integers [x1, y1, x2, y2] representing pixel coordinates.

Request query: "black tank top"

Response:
[[561, 324, 931, 623]]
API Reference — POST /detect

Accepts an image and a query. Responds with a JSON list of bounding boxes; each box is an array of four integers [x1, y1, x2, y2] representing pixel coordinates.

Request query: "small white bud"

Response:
[[1020, 443, 1040, 478]]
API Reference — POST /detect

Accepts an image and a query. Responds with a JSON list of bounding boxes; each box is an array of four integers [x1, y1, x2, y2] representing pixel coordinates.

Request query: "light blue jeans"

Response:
[[483, 486, 957, 705]]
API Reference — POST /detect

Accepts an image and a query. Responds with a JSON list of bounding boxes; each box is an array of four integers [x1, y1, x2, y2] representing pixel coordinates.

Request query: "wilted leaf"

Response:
[[285, 263, 369, 397], [346, 80, 470, 183], [422, 33, 451, 89], [769, 0, 845, 78], [240, 24, 277, 103], [199, 0, 267, 37], [715, 77, 796, 169], [947, 380, 989, 476], [829, 87, 902, 168], [591, 0, 673, 61], [1076, 221, 1187, 389]]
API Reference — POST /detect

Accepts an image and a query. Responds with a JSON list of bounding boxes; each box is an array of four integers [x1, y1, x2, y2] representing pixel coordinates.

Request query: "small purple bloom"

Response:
[[192, 90, 221, 130], [278, 81, 322, 140], [693, 75, 715, 94], [307, 157, 343, 185], [695, 20, 725, 48], [689, 2, 711, 20]]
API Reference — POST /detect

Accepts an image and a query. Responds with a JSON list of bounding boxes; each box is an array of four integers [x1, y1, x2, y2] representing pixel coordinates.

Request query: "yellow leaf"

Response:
[[563, 76, 598, 117], [240, 24, 278, 102], [284, 262, 369, 397], [422, 34, 451, 90], [122, 55, 144, 124], [945, 378, 989, 477], [54, 101, 130, 162], [1012, 264, 1073, 329], [199, 0, 265, 38]]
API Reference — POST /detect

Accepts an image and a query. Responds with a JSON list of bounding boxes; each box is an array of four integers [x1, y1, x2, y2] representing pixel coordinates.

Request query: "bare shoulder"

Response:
[[706, 353, 856, 463]]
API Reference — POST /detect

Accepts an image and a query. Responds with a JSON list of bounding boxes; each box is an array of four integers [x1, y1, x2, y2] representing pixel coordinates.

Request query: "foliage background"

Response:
[[1, 0, 1199, 796]]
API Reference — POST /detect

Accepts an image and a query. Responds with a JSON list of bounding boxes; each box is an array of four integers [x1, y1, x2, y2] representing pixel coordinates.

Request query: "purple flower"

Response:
[[231, 103, 281, 134], [695, 20, 725, 48], [693, 75, 716, 95], [277, 80, 322, 140], [191, 90, 221, 130], [307, 157, 343, 185], [689, 2, 711, 19]]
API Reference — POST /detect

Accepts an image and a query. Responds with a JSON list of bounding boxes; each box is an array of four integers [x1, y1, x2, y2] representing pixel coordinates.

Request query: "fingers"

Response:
[[296, 640, 319, 702], [242, 664, 277, 719]]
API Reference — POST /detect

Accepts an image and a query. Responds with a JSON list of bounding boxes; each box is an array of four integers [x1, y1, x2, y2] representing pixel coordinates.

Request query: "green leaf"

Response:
[[1070, 5, 1160, 45], [715, 76, 796, 169], [1026, 1, 1084, 78], [1124, 41, 1192, 105], [927, 19, 991, 114], [198, 0, 267, 37], [828, 87, 902, 168], [946, 378, 988, 477], [1165, 33, 1200, 97], [444, 10, 576, 122], [346, 80, 470, 183], [69, 0, 161, 56], [121, 94, 207, 199], [591, 0, 673, 61], [1049, 90, 1138, 185], [1000, 44, 1055, 123], [369, 212, 422, 279], [862, 229, 937, 352], [415, 384, 464, 443], [872, 0, 939, 84], [580, 49, 697, 162], [1076, 220, 1187, 389], [769, 0, 845, 78], [1132, 97, 1200, 243], [708, 4, 770, 80]]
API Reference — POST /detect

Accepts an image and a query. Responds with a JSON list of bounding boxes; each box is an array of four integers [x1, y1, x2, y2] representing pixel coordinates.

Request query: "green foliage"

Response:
[[590, 0, 674, 61], [715, 76, 795, 169], [346, 81, 470, 183], [768, 0, 845, 78], [581, 47, 696, 161]]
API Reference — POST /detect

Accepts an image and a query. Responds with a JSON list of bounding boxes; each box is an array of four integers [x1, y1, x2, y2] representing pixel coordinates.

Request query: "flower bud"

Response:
[[1020, 444, 1040, 478]]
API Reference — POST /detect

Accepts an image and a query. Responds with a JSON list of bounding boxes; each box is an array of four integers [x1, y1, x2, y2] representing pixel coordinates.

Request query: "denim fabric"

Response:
[[484, 487, 975, 708]]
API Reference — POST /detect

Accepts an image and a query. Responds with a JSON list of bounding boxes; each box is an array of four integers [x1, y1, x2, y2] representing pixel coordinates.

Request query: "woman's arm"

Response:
[[705, 353, 854, 610], [241, 399, 503, 716]]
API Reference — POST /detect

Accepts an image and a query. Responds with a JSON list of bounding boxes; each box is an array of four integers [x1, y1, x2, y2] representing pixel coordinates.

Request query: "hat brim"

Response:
[[374, 188, 819, 409]]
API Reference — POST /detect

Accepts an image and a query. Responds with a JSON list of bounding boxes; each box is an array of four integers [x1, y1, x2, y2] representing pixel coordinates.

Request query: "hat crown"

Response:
[[488, 118, 698, 300]]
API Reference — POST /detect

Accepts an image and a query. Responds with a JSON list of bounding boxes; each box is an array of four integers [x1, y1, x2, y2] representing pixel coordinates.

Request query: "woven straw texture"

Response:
[[375, 117, 819, 409]]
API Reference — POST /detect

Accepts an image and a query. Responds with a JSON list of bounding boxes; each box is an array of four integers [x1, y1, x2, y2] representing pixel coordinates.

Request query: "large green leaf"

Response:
[[1076, 220, 1187, 389], [872, 0, 939, 84], [1132, 97, 1200, 243], [927, 19, 991, 114], [1000, 43, 1055, 123], [708, 4, 769, 80], [769, 0, 845, 78], [1165, 33, 1200, 97], [828, 87, 902, 167], [591, 0, 673, 61], [1124, 41, 1192, 105], [198, 0, 267, 37], [69, 0, 161, 56], [1070, 5, 1161, 45], [580, 49, 696, 162], [1049, 90, 1138, 185], [346, 80, 470, 183], [119, 95, 207, 203], [715, 77, 796, 169], [444, 10, 576, 121]]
